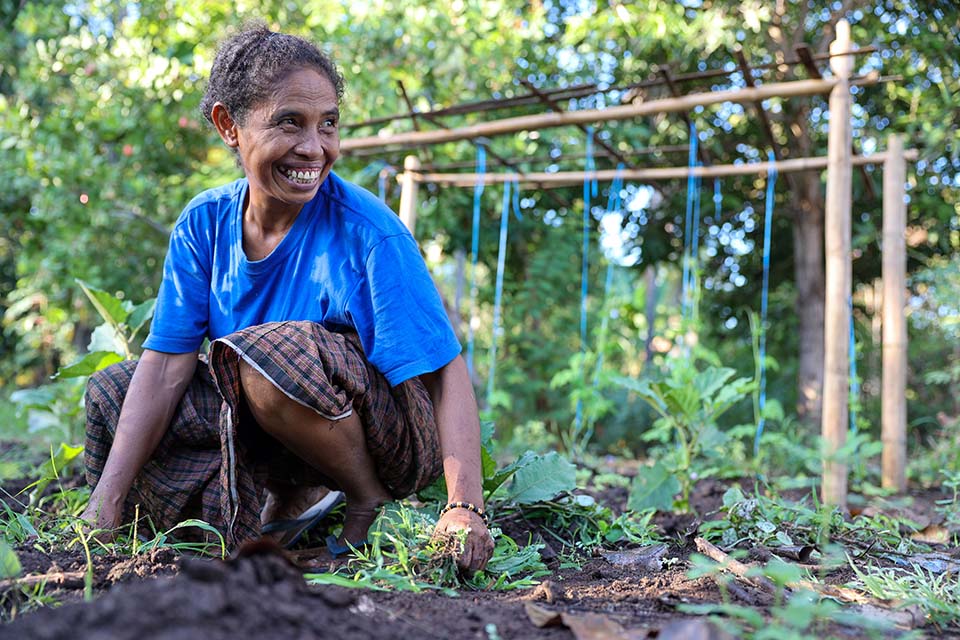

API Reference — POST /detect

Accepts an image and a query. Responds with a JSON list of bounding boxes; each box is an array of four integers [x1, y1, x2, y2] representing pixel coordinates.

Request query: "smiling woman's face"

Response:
[[215, 67, 340, 218]]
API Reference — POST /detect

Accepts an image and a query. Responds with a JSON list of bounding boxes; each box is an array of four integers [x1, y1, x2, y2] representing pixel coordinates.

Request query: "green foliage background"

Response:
[[1, 0, 958, 456]]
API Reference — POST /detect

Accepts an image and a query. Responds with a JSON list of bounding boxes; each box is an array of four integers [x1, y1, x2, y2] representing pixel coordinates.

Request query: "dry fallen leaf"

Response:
[[910, 524, 950, 545], [525, 602, 653, 640], [602, 544, 669, 570], [524, 602, 562, 628], [562, 611, 629, 640]]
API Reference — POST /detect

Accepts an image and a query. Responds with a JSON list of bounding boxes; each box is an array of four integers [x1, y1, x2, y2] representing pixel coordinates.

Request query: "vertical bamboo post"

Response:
[[821, 19, 853, 509], [882, 134, 907, 491], [398, 155, 420, 235]]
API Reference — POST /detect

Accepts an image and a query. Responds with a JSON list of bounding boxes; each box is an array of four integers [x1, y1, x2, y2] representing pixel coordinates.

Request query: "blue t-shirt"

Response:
[[143, 171, 461, 386]]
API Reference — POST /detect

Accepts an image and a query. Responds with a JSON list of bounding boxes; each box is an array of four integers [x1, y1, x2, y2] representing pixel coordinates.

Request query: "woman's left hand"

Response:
[[434, 508, 494, 573]]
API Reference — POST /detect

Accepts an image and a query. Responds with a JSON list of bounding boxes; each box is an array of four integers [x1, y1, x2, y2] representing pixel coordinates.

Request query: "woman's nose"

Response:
[[294, 129, 324, 157]]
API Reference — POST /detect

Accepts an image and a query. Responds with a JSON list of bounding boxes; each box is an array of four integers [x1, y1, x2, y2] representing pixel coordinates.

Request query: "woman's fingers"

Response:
[[436, 508, 494, 572], [457, 544, 474, 572]]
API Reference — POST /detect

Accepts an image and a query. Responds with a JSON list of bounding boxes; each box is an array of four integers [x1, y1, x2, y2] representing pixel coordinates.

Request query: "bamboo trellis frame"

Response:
[[408, 151, 917, 188], [361, 22, 911, 507]]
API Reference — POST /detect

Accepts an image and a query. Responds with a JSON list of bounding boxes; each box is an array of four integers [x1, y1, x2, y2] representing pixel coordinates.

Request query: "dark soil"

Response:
[[2, 475, 956, 639]]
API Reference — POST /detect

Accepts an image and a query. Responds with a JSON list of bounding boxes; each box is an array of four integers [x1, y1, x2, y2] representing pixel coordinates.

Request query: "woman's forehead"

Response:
[[259, 68, 338, 115]]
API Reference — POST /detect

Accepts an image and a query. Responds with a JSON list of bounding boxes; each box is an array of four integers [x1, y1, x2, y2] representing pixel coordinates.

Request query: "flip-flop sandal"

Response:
[[261, 490, 345, 549], [325, 535, 369, 559]]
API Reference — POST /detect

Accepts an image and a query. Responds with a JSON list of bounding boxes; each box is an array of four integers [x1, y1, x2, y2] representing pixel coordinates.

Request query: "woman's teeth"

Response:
[[280, 167, 321, 184]]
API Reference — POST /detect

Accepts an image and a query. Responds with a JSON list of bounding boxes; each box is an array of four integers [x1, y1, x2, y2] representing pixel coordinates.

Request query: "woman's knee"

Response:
[[237, 358, 299, 430]]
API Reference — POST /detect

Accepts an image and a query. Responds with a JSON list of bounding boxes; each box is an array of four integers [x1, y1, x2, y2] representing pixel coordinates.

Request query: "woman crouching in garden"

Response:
[[80, 24, 493, 572]]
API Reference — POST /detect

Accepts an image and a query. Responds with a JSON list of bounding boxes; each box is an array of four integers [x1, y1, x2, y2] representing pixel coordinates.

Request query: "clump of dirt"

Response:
[[4, 545, 421, 640], [11, 546, 179, 589]]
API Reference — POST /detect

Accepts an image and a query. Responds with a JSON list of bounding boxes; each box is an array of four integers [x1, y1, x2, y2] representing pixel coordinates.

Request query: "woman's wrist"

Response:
[[439, 501, 490, 524]]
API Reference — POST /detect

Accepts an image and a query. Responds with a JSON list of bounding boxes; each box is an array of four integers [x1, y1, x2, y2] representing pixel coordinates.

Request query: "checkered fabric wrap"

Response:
[[84, 359, 223, 540], [85, 321, 443, 549]]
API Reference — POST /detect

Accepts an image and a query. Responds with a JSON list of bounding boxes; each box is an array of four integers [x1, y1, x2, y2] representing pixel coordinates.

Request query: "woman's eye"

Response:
[[323, 118, 337, 128], [279, 117, 298, 127]]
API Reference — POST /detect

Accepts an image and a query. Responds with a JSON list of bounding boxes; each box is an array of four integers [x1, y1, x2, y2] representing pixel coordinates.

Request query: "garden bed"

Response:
[[2, 460, 958, 640]]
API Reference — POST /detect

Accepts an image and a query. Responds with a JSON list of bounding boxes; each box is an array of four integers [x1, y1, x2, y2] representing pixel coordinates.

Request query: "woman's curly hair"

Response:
[[200, 22, 345, 127]]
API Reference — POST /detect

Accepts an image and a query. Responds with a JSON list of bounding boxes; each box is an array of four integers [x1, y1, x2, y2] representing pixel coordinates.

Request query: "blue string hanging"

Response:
[[575, 129, 599, 433], [681, 123, 700, 321], [713, 177, 722, 223], [486, 180, 523, 407], [849, 299, 859, 435], [593, 164, 625, 378], [754, 151, 778, 456], [378, 166, 396, 202], [487, 181, 511, 406], [466, 144, 486, 378]]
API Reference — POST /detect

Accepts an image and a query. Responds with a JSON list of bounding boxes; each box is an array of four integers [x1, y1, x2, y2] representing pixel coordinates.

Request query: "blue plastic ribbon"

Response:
[[466, 145, 486, 378], [487, 181, 513, 406], [593, 164, 625, 378], [681, 123, 699, 321], [754, 151, 778, 456], [575, 129, 599, 433], [849, 299, 859, 435], [714, 177, 722, 222]]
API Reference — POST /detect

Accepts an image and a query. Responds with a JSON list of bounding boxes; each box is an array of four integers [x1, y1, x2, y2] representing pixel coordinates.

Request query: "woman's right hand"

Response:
[[80, 487, 124, 541]]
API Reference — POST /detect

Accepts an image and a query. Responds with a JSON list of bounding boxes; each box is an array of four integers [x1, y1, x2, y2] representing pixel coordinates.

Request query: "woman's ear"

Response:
[[211, 102, 239, 148]]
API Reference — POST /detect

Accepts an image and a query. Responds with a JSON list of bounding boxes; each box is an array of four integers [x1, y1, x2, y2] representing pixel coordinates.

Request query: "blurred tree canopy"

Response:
[[1, 0, 957, 449]]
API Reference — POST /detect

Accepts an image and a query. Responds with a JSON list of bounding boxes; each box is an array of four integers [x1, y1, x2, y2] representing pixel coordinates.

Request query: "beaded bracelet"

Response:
[[439, 501, 490, 524]]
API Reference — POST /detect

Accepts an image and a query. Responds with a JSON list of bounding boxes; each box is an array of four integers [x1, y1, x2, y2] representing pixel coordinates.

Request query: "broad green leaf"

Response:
[[9, 387, 59, 411], [483, 450, 535, 498], [627, 462, 680, 512], [417, 476, 447, 503], [693, 367, 735, 400], [722, 486, 746, 508], [664, 384, 699, 419], [502, 452, 576, 504], [87, 324, 125, 355], [0, 540, 21, 579], [479, 420, 495, 448], [76, 279, 130, 328], [480, 445, 497, 481], [762, 398, 785, 422], [56, 351, 124, 379], [618, 376, 672, 417]]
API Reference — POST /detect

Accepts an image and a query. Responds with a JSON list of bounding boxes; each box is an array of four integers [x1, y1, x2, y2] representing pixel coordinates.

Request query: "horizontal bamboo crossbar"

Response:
[[342, 74, 880, 152], [412, 150, 918, 188]]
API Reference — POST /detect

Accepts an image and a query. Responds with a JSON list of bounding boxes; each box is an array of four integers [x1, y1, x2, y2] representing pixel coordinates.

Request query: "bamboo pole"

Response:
[[398, 155, 420, 235], [882, 134, 908, 492], [342, 75, 878, 152], [410, 152, 915, 188], [821, 20, 854, 509]]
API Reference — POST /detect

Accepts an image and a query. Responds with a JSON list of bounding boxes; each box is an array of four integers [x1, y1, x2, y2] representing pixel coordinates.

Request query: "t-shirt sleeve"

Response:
[[142, 214, 211, 353], [345, 234, 462, 386]]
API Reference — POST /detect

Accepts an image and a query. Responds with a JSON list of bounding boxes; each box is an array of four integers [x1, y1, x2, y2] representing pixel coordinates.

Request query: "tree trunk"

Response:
[[793, 171, 825, 431]]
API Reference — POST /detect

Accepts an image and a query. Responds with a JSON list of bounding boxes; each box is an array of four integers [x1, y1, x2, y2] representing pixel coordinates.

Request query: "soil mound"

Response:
[[3, 546, 416, 640]]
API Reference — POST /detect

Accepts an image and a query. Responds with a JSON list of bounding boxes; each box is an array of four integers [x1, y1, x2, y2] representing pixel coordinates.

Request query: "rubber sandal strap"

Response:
[[325, 535, 369, 559]]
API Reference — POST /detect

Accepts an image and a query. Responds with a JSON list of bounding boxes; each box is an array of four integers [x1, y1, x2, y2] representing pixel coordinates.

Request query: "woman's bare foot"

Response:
[[261, 484, 329, 525], [338, 493, 390, 545]]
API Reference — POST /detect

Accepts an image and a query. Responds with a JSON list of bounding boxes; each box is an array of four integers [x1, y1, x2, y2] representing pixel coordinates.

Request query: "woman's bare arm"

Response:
[[81, 349, 199, 531], [420, 354, 494, 572]]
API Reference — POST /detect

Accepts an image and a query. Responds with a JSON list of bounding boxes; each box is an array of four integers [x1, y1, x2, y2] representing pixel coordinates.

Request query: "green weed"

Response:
[[701, 486, 926, 562], [684, 554, 907, 639], [850, 559, 960, 629], [306, 501, 550, 594]]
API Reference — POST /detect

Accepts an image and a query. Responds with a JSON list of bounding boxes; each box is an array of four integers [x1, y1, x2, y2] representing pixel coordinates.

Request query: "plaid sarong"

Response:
[[85, 321, 443, 549]]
